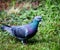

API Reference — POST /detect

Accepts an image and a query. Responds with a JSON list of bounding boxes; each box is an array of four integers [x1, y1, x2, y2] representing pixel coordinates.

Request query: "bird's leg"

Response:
[[21, 39, 27, 45]]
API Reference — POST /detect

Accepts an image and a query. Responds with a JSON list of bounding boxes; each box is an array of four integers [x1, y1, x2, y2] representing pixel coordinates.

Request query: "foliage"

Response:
[[0, 0, 60, 50]]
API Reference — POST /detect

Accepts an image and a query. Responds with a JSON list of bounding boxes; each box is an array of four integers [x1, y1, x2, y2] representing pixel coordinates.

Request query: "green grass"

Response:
[[0, 0, 60, 50]]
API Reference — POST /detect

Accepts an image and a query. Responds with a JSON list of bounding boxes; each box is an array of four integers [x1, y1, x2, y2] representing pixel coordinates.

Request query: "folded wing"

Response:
[[11, 26, 28, 38]]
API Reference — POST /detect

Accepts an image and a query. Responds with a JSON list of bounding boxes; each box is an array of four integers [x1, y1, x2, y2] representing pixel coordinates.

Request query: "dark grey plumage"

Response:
[[1, 16, 42, 44]]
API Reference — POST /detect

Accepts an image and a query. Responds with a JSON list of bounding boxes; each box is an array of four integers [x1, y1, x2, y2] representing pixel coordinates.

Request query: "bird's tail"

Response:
[[0, 24, 11, 31]]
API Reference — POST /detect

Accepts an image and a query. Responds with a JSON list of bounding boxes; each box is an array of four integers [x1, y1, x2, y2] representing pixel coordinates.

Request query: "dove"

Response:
[[1, 16, 42, 44]]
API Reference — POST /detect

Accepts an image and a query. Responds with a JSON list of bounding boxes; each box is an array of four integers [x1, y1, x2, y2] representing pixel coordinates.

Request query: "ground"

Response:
[[0, 0, 60, 50]]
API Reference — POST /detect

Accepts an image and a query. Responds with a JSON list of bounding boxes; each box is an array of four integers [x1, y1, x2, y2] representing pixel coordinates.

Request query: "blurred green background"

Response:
[[0, 0, 60, 50]]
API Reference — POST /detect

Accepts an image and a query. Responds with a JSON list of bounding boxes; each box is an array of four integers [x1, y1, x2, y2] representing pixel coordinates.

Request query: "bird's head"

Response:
[[34, 16, 42, 22]]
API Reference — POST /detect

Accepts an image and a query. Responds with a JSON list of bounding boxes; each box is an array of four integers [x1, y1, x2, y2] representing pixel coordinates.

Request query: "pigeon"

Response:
[[1, 16, 42, 44]]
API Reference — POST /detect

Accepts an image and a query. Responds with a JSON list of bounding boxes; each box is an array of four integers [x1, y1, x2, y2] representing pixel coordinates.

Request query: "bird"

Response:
[[1, 16, 42, 44]]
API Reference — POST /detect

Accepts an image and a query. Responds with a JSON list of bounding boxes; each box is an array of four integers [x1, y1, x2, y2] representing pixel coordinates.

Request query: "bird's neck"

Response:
[[31, 20, 39, 29]]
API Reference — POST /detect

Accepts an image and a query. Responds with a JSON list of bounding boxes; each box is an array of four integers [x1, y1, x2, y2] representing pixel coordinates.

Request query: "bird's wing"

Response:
[[11, 26, 28, 38]]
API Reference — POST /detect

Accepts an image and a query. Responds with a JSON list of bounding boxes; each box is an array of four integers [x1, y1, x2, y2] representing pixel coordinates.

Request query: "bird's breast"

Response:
[[26, 26, 37, 38]]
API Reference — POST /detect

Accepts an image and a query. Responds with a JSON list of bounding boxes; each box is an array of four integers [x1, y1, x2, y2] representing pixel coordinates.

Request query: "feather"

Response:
[[0, 16, 42, 44]]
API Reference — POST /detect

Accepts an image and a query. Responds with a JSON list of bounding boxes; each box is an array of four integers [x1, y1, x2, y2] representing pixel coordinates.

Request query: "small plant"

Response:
[[0, 0, 60, 50]]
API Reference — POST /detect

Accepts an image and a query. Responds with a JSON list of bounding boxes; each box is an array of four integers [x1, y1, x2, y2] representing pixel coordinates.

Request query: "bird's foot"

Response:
[[21, 40, 27, 45]]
